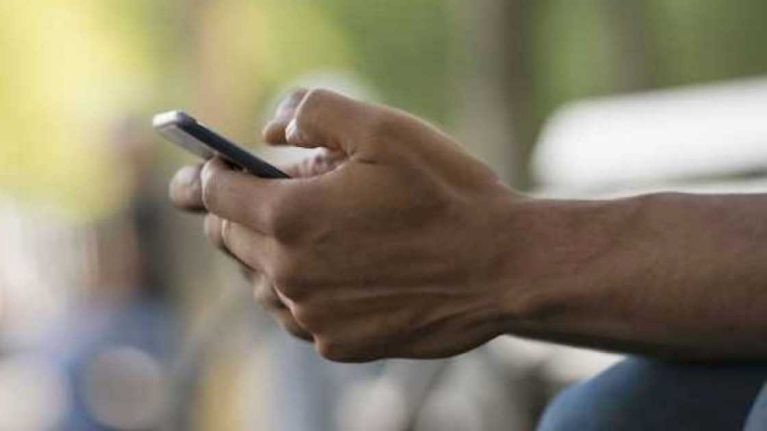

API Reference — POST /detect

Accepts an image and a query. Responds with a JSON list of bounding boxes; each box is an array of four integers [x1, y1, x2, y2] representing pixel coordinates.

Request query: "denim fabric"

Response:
[[745, 384, 767, 430], [538, 357, 767, 431]]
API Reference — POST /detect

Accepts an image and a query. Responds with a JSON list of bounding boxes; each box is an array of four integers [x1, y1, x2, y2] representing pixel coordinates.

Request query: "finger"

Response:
[[269, 88, 381, 154], [201, 157, 319, 236], [253, 276, 286, 310], [275, 149, 347, 179], [274, 308, 314, 341], [204, 213, 228, 253], [251, 267, 312, 341], [169, 164, 205, 212], [272, 285, 297, 311], [205, 213, 274, 276], [218, 218, 274, 274], [262, 88, 309, 145]]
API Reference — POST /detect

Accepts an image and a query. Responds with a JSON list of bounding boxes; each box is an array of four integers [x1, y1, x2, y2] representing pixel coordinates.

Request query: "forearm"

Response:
[[504, 193, 767, 361]]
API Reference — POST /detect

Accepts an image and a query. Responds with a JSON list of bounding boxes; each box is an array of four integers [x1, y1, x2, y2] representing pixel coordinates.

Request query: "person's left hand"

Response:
[[171, 89, 527, 362], [169, 93, 347, 342]]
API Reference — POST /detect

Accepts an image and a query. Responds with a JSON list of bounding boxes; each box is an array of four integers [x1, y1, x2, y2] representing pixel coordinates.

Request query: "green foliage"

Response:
[[649, 0, 767, 86], [319, 0, 456, 124], [0, 0, 177, 219], [532, 0, 616, 122], [4, 0, 767, 218], [531, 0, 767, 125]]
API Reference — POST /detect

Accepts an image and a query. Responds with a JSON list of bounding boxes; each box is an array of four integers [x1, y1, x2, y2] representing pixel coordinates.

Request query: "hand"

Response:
[[173, 89, 526, 361], [171, 159, 346, 340], [168, 90, 345, 341]]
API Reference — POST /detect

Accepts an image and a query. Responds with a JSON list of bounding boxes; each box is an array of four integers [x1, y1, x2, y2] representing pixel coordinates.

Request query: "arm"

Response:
[[510, 193, 767, 361], [169, 88, 767, 362]]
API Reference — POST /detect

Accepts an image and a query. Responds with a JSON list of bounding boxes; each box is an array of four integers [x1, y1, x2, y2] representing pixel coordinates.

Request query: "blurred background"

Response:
[[3, 1, 767, 430]]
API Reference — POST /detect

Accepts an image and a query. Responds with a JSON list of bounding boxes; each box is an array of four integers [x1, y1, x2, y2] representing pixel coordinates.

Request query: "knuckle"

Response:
[[200, 170, 221, 211], [293, 88, 333, 126], [270, 256, 305, 293], [269, 306, 312, 341], [302, 88, 332, 108], [264, 195, 307, 242], [282, 318, 313, 341], [253, 282, 282, 309], [292, 305, 321, 330], [204, 215, 224, 249], [315, 338, 353, 362], [219, 218, 233, 249], [315, 337, 378, 362]]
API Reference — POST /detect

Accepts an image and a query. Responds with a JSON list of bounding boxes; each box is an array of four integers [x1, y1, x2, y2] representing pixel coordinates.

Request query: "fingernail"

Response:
[[175, 165, 200, 186]]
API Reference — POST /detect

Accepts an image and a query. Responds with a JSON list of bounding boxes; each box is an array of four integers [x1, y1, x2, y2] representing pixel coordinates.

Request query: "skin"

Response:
[[170, 88, 767, 362]]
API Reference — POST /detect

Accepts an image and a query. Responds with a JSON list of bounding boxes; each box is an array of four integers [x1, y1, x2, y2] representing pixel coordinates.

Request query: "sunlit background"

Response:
[[3, 1, 767, 430]]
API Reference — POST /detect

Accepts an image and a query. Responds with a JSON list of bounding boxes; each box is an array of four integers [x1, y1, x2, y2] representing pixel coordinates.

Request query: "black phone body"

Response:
[[152, 110, 289, 179]]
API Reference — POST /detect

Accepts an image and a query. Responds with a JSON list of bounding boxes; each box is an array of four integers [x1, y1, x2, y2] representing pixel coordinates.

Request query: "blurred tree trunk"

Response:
[[454, 3, 541, 428], [457, 0, 536, 190], [600, 0, 657, 91]]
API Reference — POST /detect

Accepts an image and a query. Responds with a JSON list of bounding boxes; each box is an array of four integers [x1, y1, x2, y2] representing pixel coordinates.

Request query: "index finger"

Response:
[[201, 157, 320, 237]]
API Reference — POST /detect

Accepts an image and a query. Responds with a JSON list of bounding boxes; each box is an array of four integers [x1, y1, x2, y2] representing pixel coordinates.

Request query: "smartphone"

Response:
[[152, 110, 289, 178]]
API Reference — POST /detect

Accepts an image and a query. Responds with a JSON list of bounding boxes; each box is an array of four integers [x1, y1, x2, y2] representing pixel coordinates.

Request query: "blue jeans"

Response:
[[538, 357, 767, 431]]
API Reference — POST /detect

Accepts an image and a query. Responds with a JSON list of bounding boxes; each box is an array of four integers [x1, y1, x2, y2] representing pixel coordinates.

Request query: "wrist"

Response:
[[494, 195, 646, 335]]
